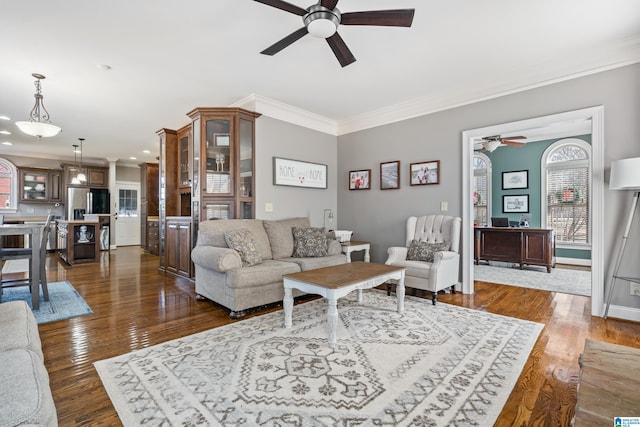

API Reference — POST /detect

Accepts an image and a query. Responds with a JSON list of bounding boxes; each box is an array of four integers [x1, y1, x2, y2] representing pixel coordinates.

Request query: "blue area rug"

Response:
[[1, 280, 93, 324]]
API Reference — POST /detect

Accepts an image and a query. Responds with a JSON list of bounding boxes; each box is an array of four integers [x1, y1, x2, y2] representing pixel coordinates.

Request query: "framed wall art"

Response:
[[273, 157, 327, 189], [380, 160, 400, 190], [503, 194, 529, 213], [410, 160, 440, 186], [349, 169, 371, 190], [502, 170, 528, 190]]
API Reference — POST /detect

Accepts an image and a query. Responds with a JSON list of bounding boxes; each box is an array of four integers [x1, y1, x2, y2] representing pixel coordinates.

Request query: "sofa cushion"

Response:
[[198, 219, 273, 260], [0, 301, 43, 360], [263, 217, 311, 259], [0, 348, 57, 427], [292, 227, 328, 257], [281, 254, 347, 271], [406, 240, 451, 262], [224, 229, 262, 267], [226, 260, 301, 289]]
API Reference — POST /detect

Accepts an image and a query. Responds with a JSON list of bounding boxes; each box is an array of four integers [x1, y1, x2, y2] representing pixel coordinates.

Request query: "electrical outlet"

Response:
[[631, 282, 640, 296], [265, 203, 273, 213], [440, 201, 448, 212], [27, 208, 35, 214]]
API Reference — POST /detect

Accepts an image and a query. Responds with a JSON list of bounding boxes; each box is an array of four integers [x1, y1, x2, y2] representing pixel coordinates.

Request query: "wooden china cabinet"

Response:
[[157, 107, 260, 279]]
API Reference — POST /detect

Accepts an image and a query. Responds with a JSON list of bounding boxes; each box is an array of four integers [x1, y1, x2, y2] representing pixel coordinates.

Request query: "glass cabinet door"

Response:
[[22, 170, 47, 200], [179, 134, 190, 187], [205, 119, 231, 194], [239, 118, 253, 198]]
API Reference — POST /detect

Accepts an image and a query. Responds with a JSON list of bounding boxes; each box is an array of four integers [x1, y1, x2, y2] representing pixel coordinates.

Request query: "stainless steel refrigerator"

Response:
[[67, 187, 110, 219]]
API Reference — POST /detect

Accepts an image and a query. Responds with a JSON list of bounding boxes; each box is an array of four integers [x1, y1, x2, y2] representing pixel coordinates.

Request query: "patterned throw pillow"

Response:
[[224, 229, 263, 267], [292, 227, 328, 258], [406, 240, 451, 262]]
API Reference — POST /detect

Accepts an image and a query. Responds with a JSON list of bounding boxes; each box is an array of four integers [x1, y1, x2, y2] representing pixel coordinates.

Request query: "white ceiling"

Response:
[[1, 0, 639, 165]]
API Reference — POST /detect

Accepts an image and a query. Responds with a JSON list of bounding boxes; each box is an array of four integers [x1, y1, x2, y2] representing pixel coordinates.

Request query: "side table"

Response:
[[341, 241, 370, 263]]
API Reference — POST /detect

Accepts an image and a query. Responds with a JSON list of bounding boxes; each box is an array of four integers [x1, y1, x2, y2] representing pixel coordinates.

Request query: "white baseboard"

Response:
[[604, 304, 640, 322], [556, 257, 591, 267]]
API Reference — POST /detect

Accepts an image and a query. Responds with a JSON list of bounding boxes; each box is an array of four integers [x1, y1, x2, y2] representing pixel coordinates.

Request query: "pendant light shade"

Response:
[[15, 73, 61, 138], [76, 138, 87, 183]]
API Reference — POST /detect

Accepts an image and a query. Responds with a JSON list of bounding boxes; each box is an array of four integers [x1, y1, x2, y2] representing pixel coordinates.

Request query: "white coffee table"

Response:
[[283, 261, 405, 346]]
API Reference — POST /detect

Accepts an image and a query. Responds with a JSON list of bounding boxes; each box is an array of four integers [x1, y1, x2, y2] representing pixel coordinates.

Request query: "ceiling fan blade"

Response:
[[326, 32, 356, 67], [253, 0, 307, 16], [502, 135, 526, 140], [341, 9, 415, 27], [260, 27, 309, 56], [321, 0, 339, 10], [501, 140, 526, 146]]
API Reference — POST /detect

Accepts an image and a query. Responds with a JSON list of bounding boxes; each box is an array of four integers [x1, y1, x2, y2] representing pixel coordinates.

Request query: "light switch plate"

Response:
[[440, 201, 448, 212], [631, 282, 640, 296], [265, 203, 273, 212]]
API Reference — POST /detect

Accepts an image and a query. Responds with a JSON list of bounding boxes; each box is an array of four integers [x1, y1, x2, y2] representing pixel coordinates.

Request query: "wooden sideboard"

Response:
[[474, 227, 556, 272]]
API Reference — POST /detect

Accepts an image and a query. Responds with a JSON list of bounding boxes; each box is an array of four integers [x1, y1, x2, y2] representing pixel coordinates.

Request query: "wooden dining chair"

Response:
[[0, 213, 54, 302]]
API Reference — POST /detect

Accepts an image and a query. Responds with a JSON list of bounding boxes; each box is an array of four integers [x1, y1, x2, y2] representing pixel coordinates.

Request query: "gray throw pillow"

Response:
[[224, 229, 262, 267], [406, 240, 451, 262], [292, 227, 328, 257]]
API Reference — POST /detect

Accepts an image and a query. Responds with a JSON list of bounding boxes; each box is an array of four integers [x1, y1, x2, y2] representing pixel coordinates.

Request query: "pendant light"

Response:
[[76, 138, 87, 183], [15, 73, 62, 138], [71, 145, 81, 185]]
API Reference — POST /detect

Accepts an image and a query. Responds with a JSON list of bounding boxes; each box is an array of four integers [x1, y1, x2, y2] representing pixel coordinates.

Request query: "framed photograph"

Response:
[[349, 169, 371, 190], [502, 170, 528, 190], [380, 161, 400, 190], [503, 194, 529, 213], [214, 133, 230, 147], [273, 157, 327, 189], [410, 160, 440, 186]]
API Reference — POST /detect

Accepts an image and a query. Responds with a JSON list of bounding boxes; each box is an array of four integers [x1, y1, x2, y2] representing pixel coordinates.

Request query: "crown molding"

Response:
[[231, 94, 338, 135]]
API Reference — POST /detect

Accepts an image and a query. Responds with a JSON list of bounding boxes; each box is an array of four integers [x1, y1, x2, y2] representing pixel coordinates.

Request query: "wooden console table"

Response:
[[474, 227, 556, 272]]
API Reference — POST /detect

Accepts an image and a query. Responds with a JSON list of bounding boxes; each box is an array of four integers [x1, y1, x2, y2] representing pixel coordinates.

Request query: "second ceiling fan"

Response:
[[254, 0, 415, 67]]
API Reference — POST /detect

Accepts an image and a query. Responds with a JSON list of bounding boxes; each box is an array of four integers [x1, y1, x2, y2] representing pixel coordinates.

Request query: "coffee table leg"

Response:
[[357, 289, 363, 304], [284, 287, 293, 328], [327, 297, 338, 346], [396, 276, 405, 314]]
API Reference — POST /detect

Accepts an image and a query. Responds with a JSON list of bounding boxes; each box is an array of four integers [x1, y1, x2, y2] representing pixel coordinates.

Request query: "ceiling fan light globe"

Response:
[[15, 121, 61, 138], [483, 139, 502, 152], [307, 18, 337, 38]]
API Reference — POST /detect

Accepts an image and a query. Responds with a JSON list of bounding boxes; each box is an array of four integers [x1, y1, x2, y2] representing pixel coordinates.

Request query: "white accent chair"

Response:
[[385, 215, 461, 304]]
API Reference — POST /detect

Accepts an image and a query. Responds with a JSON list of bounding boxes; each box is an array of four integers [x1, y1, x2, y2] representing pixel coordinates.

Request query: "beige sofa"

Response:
[[191, 217, 347, 317], [0, 300, 57, 426]]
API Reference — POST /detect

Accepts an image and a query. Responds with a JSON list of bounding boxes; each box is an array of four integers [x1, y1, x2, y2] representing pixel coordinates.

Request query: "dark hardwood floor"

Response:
[[15, 247, 640, 426]]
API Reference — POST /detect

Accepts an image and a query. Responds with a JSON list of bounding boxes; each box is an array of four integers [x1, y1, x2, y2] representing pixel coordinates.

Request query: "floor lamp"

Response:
[[604, 157, 640, 319]]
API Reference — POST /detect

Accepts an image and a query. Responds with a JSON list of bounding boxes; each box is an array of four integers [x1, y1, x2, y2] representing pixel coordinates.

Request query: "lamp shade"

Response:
[[610, 157, 640, 190]]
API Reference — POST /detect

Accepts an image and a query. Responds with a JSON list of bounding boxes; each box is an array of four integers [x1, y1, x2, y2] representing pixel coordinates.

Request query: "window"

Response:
[[0, 158, 18, 212], [542, 138, 590, 246], [473, 153, 491, 226], [118, 189, 138, 217]]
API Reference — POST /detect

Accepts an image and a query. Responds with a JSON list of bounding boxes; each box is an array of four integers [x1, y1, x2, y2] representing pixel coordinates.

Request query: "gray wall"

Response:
[[337, 62, 640, 310], [255, 116, 338, 228]]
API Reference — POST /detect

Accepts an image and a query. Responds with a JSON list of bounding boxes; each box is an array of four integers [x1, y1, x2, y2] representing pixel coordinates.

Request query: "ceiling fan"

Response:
[[253, 0, 415, 67], [478, 135, 527, 152]]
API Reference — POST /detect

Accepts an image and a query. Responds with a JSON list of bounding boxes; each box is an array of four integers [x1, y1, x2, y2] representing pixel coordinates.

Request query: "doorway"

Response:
[[115, 182, 141, 247], [462, 106, 604, 317]]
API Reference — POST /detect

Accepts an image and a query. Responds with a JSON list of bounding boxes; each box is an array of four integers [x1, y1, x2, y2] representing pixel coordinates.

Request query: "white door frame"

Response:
[[461, 106, 604, 317]]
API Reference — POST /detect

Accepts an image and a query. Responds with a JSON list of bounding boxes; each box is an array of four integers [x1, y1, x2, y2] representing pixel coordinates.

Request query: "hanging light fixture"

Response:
[[71, 144, 82, 185], [15, 73, 62, 138], [76, 138, 87, 183]]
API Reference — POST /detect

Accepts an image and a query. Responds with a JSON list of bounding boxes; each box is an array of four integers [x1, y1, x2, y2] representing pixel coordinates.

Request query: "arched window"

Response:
[[0, 157, 18, 212], [473, 153, 492, 226], [541, 138, 591, 246]]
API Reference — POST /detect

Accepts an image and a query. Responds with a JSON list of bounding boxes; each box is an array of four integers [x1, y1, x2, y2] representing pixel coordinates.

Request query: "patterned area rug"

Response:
[[95, 290, 543, 426], [474, 262, 591, 296], [1, 280, 93, 324]]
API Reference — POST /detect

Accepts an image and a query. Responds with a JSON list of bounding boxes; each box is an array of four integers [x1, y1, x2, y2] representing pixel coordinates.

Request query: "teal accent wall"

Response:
[[486, 134, 592, 260]]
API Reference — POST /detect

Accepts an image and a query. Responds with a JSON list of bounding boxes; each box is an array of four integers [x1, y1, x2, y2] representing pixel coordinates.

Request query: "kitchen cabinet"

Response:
[[62, 163, 109, 188], [57, 219, 100, 265], [19, 167, 63, 203], [165, 216, 193, 278], [140, 162, 159, 254]]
